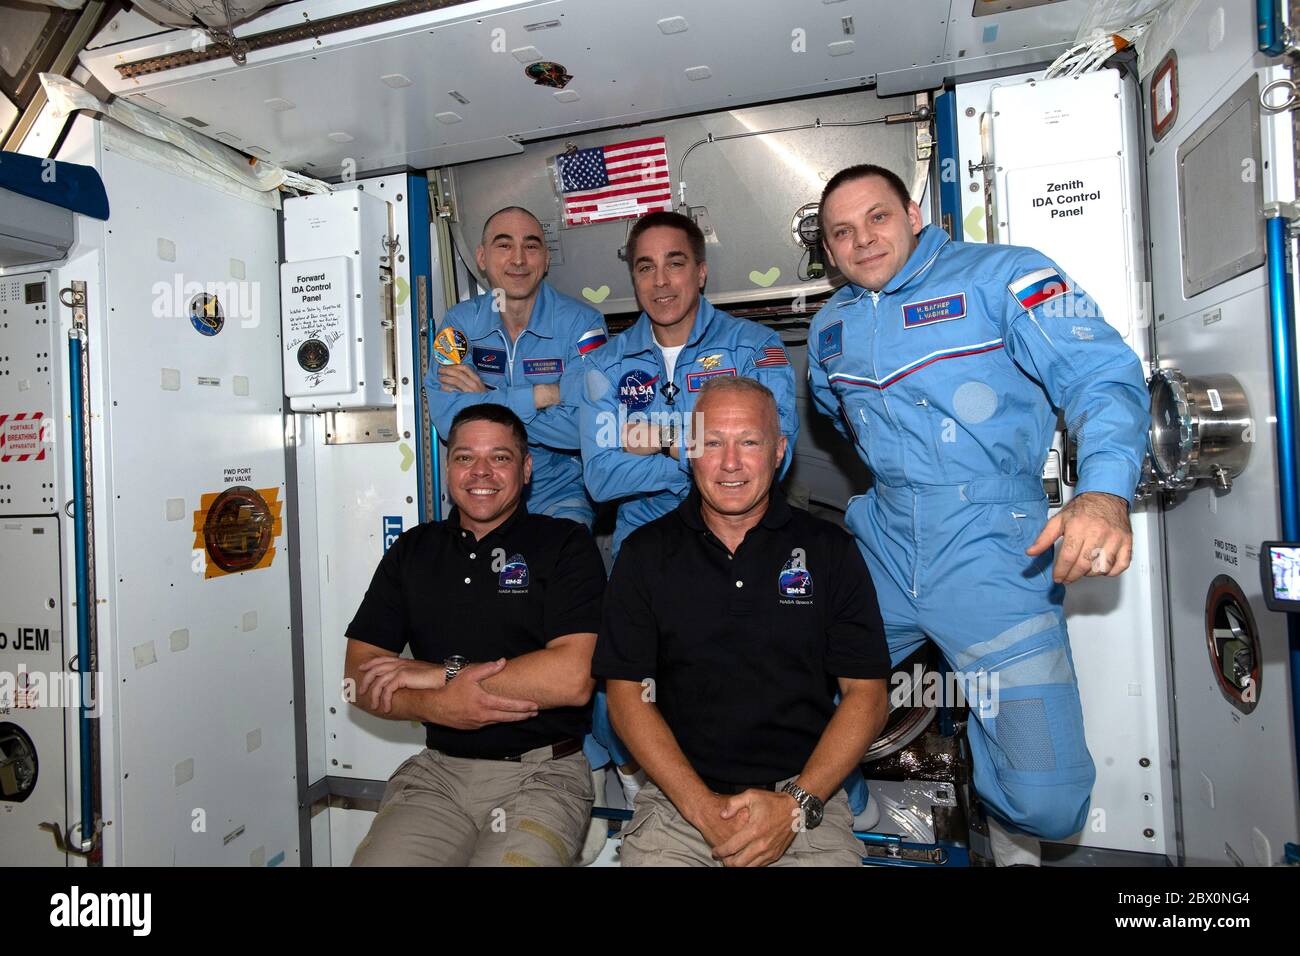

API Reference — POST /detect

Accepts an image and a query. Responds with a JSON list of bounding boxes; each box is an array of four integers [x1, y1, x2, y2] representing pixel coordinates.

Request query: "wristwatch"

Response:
[[781, 781, 825, 830], [443, 655, 468, 683], [659, 422, 676, 457]]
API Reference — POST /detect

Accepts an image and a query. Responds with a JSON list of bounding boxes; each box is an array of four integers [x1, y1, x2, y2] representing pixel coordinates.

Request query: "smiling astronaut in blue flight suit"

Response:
[[425, 206, 608, 526], [807, 165, 1148, 865], [579, 211, 800, 556]]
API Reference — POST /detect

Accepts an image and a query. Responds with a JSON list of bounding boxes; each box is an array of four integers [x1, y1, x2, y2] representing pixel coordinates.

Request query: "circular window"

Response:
[[203, 486, 273, 573], [297, 338, 330, 372], [1204, 575, 1261, 713], [0, 723, 38, 803], [189, 292, 225, 336]]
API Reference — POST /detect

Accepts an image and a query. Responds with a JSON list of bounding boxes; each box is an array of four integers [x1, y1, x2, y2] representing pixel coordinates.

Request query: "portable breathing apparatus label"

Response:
[[0, 412, 46, 462]]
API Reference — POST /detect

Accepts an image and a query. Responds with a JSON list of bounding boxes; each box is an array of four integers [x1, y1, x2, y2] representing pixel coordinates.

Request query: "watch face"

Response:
[[804, 799, 824, 829]]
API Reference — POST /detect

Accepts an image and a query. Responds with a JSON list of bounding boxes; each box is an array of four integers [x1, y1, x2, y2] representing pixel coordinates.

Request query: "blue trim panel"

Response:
[[406, 173, 437, 524], [934, 90, 962, 240], [1, 151, 109, 220]]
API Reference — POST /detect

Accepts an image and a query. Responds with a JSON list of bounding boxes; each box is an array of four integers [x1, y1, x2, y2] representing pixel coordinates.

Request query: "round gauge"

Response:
[[297, 339, 330, 373], [790, 202, 822, 249], [797, 211, 821, 245], [203, 486, 274, 573]]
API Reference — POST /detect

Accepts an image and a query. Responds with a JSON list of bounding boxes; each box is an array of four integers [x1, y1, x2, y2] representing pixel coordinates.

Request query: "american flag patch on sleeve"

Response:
[[577, 328, 608, 354], [1009, 267, 1071, 310], [754, 346, 790, 367]]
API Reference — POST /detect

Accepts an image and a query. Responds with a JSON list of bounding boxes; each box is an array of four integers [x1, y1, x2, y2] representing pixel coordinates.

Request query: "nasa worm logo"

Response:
[[618, 369, 659, 412]]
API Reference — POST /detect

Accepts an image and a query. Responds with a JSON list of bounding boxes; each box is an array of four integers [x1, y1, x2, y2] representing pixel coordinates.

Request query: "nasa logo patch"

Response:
[[778, 556, 813, 598], [498, 554, 530, 590], [618, 369, 659, 412], [473, 347, 507, 374]]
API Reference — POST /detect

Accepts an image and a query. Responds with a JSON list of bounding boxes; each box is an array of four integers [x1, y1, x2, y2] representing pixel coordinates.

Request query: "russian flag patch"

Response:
[[577, 327, 607, 354], [1009, 268, 1071, 310]]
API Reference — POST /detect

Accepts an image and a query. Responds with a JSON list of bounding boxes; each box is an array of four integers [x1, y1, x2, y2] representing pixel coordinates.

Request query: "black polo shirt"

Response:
[[347, 504, 605, 759], [592, 486, 890, 784]]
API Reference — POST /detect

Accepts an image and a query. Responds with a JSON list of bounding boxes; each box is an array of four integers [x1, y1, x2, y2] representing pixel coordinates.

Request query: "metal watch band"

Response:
[[443, 656, 466, 683]]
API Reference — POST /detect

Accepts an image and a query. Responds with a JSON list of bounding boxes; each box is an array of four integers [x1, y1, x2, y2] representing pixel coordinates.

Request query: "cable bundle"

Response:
[[1044, 10, 1161, 78]]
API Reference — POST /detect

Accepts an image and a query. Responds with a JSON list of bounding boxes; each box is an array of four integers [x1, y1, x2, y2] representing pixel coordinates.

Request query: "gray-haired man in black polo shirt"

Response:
[[345, 404, 606, 866], [594, 376, 891, 866]]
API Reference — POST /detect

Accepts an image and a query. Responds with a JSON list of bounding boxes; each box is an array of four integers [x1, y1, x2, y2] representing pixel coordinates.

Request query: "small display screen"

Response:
[[24, 282, 45, 305], [1261, 541, 1300, 611]]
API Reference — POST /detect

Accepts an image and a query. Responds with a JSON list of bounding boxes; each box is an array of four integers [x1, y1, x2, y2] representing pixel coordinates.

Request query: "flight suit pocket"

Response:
[[841, 401, 871, 463], [923, 399, 959, 482]]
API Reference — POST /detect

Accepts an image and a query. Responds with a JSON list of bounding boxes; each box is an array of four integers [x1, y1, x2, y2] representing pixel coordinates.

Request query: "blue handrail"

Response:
[[67, 329, 94, 848], [1259, 0, 1287, 56]]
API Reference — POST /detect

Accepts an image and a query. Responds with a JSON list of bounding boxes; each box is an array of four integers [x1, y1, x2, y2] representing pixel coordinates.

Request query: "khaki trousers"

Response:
[[351, 746, 594, 867], [620, 780, 865, 867]]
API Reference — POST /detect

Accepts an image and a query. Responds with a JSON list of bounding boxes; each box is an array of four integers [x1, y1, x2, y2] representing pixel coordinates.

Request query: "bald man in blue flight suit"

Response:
[[807, 164, 1148, 866], [426, 206, 608, 526]]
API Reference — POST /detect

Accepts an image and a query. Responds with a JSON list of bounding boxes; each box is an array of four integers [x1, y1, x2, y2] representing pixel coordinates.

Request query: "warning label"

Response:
[[0, 412, 47, 462]]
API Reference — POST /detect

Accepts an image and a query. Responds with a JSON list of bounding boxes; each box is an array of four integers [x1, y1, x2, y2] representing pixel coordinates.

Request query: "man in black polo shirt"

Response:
[[345, 404, 605, 866], [595, 376, 891, 866]]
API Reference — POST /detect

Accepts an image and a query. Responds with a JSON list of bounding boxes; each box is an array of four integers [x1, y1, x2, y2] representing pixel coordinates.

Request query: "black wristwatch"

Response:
[[443, 655, 468, 683], [781, 781, 825, 830], [659, 422, 676, 457]]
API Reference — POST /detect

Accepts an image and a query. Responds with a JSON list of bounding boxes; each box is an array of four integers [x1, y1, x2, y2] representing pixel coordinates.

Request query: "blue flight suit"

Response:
[[579, 296, 800, 772], [424, 282, 608, 526], [807, 224, 1148, 840]]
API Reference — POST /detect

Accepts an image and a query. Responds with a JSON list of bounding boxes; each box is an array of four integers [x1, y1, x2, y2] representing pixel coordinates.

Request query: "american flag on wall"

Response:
[[555, 136, 673, 226]]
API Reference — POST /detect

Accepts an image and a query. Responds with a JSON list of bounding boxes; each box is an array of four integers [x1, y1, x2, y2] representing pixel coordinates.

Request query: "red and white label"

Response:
[[0, 412, 47, 462]]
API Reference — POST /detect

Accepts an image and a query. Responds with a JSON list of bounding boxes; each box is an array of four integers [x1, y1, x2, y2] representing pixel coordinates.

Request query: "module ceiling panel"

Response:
[[79, 0, 1086, 176]]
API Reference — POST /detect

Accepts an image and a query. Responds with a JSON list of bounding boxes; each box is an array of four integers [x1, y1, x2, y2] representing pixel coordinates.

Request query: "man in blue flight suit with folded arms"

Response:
[[807, 164, 1149, 865], [425, 205, 609, 526], [578, 210, 799, 555]]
